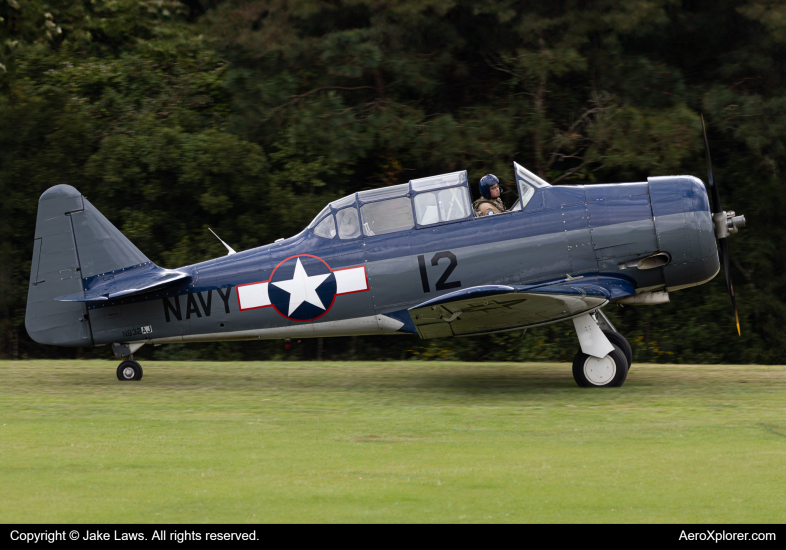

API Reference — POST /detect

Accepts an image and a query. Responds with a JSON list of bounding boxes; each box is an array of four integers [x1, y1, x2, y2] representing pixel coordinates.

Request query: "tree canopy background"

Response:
[[1, 0, 783, 364]]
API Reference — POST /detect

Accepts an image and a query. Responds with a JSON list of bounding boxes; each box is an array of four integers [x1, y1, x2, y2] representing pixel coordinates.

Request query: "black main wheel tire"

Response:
[[116, 360, 142, 381], [572, 345, 629, 388], [602, 330, 633, 369]]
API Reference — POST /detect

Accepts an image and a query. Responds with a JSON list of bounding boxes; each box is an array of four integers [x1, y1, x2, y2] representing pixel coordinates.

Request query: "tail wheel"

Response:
[[602, 330, 633, 369], [117, 360, 143, 381], [572, 345, 628, 388]]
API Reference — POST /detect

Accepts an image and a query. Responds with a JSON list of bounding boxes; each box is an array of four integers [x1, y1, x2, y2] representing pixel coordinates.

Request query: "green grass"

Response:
[[1, 360, 785, 523]]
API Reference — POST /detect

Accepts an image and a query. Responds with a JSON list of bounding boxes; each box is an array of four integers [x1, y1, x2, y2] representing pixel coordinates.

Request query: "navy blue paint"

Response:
[[650, 176, 709, 217], [409, 274, 635, 311], [63, 262, 189, 301], [522, 190, 545, 213], [544, 186, 586, 209], [412, 285, 516, 309], [408, 206, 569, 257], [523, 283, 609, 299], [650, 177, 682, 218], [584, 182, 649, 201], [197, 247, 267, 285], [364, 231, 412, 264], [382, 309, 419, 334], [691, 176, 710, 213], [587, 195, 654, 227], [570, 274, 637, 300]]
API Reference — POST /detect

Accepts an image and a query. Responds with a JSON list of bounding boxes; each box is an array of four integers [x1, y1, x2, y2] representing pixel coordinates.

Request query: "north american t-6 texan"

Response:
[[25, 122, 745, 387]]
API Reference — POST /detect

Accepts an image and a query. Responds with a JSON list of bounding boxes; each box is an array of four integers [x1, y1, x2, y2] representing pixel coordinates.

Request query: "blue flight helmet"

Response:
[[479, 174, 501, 199]]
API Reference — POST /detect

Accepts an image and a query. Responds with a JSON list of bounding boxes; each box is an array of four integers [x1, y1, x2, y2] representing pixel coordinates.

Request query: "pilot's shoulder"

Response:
[[476, 201, 502, 216]]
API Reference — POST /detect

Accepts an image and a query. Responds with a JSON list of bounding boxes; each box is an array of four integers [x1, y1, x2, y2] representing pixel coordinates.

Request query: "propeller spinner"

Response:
[[701, 115, 746, 335]]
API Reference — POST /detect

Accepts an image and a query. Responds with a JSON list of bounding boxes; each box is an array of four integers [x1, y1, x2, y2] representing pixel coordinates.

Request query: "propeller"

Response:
[[701, 114, 745, 336]]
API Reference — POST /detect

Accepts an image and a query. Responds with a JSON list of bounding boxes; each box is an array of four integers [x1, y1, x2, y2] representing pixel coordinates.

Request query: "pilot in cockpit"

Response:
[[473, 174, 507, 217]]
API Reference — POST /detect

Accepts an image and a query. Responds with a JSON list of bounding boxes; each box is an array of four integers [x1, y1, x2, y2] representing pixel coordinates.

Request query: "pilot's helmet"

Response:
[[479, 174, 501, 199]]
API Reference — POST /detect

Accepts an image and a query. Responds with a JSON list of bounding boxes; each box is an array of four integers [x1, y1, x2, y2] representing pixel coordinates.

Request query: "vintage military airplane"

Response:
[[25, 123, 745, 387]]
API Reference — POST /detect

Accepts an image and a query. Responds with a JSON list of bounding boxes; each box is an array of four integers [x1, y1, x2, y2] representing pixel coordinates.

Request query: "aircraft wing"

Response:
[[54, 264, 189, 302], [407, 275, 635, 339]]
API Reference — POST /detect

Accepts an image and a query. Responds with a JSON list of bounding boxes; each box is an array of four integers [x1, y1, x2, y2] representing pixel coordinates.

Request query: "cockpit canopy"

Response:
[[307, 163, 551, 240], [308, 170, 473, 240]]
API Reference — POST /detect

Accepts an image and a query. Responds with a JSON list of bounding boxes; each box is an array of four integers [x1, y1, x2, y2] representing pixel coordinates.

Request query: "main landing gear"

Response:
[[571, 310, 632, 388], [572, 345, 627, 387], [112, 342, 145, 382]]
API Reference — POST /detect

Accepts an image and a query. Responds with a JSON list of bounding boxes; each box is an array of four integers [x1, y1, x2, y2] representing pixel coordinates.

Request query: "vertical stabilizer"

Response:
[[25, 185, 150, 346]]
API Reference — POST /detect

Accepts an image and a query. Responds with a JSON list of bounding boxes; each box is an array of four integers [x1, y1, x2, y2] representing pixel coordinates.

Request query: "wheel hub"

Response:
[[583, 355, 616, 385], [122, 366, 136, 379]]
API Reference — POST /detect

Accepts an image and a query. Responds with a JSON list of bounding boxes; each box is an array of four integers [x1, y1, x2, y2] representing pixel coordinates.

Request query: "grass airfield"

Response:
[[1, 360, 785, 523]]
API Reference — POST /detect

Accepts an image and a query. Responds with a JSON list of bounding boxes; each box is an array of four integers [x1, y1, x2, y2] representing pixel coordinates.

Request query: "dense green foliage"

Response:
[[1, 0, 783, 363]]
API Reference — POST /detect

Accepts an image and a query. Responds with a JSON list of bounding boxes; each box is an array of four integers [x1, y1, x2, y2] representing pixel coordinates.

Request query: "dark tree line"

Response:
[[1, 0, 784, 363]]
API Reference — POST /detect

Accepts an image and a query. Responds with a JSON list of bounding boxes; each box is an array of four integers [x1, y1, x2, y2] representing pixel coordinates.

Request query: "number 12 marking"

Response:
[[417, 251, 461, 293]]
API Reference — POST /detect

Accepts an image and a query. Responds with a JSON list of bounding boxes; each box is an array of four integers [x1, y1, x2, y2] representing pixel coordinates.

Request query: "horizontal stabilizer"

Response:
[[55, 263, 189, 302], [408, 275, 635, 339]]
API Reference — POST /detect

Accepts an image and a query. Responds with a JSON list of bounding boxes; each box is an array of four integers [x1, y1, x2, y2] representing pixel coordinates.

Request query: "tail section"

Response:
[[25, 185, 150, 346]]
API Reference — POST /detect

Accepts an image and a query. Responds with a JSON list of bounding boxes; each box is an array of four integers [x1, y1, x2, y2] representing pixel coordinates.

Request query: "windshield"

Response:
[[307, 193, 359, 228], [308, 205, 331, 228]]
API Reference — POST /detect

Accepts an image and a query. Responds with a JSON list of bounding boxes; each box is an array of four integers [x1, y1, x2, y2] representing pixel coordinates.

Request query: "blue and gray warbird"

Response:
[[25, 124, 745, 387]]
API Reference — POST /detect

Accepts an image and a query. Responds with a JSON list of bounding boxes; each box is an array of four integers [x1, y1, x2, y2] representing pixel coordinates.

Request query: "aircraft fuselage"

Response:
[[72, 176, 717, 347]]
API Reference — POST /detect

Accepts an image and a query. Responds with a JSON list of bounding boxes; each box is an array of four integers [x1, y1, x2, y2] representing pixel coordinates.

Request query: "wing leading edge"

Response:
[[407, 275, 635, 339]]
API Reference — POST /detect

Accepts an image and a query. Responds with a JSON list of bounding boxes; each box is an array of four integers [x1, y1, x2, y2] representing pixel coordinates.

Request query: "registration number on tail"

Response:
[[122, 325, 153, 338]]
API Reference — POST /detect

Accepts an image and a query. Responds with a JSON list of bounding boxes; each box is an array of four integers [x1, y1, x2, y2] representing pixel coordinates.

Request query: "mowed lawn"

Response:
[[1, 360, 785, 523]]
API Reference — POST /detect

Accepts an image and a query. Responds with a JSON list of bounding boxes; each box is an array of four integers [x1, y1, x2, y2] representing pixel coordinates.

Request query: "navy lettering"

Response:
[[197, 290, 213, 317], [186, 293, 202, 319], [216, 286, 233, 314], [163, 295, 182, 322]]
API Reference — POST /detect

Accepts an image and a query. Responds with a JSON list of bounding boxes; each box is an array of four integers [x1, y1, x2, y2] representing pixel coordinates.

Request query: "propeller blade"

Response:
[[703, 114, 740, 336], [701, 114, 723, 214], [718, 237, 741, 336]]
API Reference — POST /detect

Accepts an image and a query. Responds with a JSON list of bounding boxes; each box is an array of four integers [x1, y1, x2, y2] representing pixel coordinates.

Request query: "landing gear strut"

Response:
[[117, 359, 143, 381], [571, 312, 632, 387], [112, 342, 145, 382]]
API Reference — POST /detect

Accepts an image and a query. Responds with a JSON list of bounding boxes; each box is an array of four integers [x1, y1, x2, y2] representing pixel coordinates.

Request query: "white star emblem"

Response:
[[271, 258, 331, 316]]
